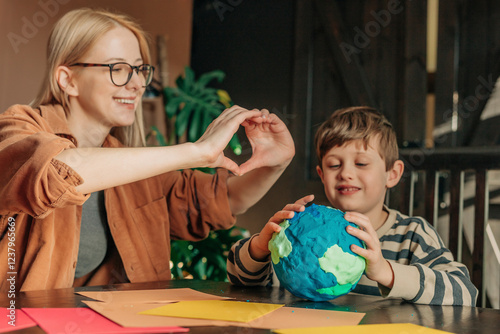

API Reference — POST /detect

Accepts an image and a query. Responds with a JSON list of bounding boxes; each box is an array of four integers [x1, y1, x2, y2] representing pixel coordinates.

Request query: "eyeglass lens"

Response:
[[111, 63, 153, 87]]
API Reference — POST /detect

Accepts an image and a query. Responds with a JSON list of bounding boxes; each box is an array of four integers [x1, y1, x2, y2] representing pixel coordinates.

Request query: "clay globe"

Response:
[[268, 203, 366, 301]]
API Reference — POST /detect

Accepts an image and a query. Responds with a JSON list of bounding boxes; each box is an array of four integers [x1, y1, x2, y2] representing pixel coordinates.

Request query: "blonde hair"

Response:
[[31, 8, 152, 147], [314, 106, 399, 171]]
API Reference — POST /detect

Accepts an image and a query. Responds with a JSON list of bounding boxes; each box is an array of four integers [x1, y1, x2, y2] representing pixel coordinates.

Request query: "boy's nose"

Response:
[[338, 165, 354, 180]]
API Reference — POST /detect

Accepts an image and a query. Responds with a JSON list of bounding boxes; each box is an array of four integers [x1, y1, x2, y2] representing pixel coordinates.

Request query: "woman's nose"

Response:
[[126, 70, 143, 90]]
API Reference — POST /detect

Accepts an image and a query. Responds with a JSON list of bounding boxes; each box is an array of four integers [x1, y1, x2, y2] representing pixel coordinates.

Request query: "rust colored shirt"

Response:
[[0, 104, 235, 292]]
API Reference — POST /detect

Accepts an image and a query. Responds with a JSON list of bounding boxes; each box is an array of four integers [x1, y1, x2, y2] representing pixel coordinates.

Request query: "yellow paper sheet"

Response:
[[273, 323, 453, 334], [139, 300, 284, 323], [84, 300, 365, 329]]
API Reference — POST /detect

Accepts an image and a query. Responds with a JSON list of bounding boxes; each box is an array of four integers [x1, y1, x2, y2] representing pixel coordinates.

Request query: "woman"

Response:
[[0, 8, 294, 292]]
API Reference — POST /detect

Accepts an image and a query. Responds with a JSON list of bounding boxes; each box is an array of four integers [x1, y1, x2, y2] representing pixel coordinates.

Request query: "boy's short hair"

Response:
[[314, 106, 399, 171]]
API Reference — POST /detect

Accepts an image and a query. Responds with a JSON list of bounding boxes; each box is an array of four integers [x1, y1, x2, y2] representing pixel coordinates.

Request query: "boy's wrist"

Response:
[[248, 235, 271, 261], [374, 260, 395, 289]]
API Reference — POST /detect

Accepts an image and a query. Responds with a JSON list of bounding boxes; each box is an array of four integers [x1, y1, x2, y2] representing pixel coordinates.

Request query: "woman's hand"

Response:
[[195, 105, 265, 175], [239, 110, 295, 175]]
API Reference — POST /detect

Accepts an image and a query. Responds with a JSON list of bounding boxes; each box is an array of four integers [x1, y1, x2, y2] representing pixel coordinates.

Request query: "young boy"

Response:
[[227, 106, 478, 306]]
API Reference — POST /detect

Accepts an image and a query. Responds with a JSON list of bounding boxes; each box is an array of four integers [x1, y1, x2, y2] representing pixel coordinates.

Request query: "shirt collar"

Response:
[[38, 104, 73, 136], [38, 104, 121, 148]]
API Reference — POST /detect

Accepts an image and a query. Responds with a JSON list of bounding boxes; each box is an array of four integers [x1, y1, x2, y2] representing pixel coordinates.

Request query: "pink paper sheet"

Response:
[[1, 308, 36, 332], [22, 307, 189, 334]]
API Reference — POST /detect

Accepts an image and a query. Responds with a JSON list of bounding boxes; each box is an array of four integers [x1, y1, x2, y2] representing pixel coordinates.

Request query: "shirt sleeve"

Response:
[[381, 217, 478, 306], [227, 234, 274, 286], [0, 105, 88, 218], [165, 168, 236, 241]]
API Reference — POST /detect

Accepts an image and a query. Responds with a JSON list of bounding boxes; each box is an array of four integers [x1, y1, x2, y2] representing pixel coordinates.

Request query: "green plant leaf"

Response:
[[194, 70, 225, 92], [175, 102, 195, 137], [175, 75, 185, 91], [163, 86, 178, 100], [229, 133, 242, 155], [165, 95, 184, 118], [188, 105, 203, 143], [184, 66, 195, 92], [201, 107, 213, 135], [170, 226, 249, 281], [161, 67, 252, 281], [194, 87, 218, 99], [150, 126, 167, 146]]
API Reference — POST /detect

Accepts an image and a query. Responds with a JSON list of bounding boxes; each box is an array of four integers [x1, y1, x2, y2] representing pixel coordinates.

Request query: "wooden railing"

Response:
[[395, 146, 500, 307]]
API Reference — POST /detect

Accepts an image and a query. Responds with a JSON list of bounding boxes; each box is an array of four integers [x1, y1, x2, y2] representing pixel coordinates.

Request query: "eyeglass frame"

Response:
[[68, 62, 155, 87]]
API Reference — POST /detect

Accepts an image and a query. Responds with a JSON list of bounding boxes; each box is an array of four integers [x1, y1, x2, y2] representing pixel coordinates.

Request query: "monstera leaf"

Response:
[[164, 67, 242, 155], [170, 226, 250, 281], [162, 67, 248, 281]]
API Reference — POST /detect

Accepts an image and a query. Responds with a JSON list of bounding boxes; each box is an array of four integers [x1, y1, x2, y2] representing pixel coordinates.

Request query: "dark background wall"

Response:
[[191, 1, 295, 112], [190, 1, 298, 233], [190, 0, 500, 234]]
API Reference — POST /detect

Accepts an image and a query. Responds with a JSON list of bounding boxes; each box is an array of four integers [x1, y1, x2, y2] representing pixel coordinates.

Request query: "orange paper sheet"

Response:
[[84, 300, 365, 329], [254, 306, 365, 329], [77, 287, 228, 304], [273, 323, 453, 334], [140, 300, 283, 323], [80, 287, 365, 329]]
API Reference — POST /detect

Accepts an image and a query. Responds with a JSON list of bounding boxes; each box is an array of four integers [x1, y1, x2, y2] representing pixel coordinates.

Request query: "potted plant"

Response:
[[155, 66, 249, 280]]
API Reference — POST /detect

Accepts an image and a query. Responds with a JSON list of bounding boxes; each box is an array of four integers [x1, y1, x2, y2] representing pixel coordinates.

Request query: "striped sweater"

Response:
[[227, 207, 478, 306]]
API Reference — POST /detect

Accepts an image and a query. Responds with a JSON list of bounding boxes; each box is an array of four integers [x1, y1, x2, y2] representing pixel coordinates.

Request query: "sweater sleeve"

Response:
[[380, 216, 478, 306], [165, 168, 236, 241], [227, 235, 274, 286], [0, 105, 88, 218]]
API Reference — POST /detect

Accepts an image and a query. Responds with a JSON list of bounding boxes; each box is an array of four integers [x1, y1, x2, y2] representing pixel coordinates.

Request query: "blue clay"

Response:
[[268, 204, 366, 301]]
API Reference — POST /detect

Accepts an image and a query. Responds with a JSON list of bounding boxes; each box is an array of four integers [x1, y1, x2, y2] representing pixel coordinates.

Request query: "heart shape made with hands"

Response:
[[229, 113, 295, 176], [198, 106, 294, 176]]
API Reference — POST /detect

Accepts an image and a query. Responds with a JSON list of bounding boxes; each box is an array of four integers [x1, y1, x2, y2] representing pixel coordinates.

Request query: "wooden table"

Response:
[[3, 279, 499, 333]]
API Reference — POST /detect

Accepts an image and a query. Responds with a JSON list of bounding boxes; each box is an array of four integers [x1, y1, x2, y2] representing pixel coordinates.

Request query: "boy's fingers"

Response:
[[281, 195, 315, 213], [344, 212, 371, 229], [282, 203, 303, 212], [271, 223, 282, 233], [295, 194, 314, 205], [269, 210, 295, 222], [351, 244, 368, 258]]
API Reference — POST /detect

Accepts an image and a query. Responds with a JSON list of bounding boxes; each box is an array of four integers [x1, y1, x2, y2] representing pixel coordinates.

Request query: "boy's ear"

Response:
[[55, 65, 79, 97], [386, 160, 404, 189], [316, 165, 324, 182]]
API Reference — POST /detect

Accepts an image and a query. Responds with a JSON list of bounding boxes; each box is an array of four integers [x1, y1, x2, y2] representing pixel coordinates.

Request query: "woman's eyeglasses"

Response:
[[69, 62, 155, 87]]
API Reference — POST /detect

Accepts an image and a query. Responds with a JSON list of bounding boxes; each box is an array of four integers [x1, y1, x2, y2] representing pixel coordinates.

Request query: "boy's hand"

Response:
[[344, 212, 395, 289], [248, 194, 315, 261]]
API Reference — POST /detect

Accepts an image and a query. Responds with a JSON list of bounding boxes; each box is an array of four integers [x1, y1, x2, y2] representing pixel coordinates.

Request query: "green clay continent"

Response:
[[268, 220, 292, 265], [318, 244, 365, 285], [316, 283, 353, 296]]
